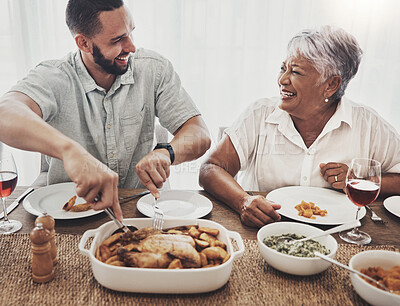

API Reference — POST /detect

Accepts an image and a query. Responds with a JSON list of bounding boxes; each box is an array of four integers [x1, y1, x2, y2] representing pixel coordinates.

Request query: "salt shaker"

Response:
[[30, 223, 54, 283], [35, 213, 57, 265]]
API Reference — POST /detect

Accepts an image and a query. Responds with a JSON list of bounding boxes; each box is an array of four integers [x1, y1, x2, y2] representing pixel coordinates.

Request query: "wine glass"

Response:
[[0, 150, 22, 234], [339, 158, 381, 245]]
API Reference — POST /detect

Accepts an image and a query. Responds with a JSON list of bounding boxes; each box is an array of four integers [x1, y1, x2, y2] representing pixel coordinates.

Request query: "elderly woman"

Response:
[[199, 25, 400, 228]]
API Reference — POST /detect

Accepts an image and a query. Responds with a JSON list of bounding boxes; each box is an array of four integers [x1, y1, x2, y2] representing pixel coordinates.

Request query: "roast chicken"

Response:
[[116, 228, 201, 268], [97, 226, 229, 269]]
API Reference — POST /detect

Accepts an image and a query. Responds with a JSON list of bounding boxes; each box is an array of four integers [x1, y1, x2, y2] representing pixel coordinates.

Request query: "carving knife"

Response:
[[0, 187, 34, 219]]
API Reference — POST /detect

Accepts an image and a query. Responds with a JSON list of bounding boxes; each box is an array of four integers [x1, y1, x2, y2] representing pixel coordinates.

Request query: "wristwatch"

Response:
[[154, 143, 175, 164]]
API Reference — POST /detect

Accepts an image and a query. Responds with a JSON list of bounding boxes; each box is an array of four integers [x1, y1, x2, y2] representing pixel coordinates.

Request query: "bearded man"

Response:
[[0, 0, 211, 220]]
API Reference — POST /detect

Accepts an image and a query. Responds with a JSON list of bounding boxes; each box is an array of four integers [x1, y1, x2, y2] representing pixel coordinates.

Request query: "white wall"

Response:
[[1, 0, 399, 188]]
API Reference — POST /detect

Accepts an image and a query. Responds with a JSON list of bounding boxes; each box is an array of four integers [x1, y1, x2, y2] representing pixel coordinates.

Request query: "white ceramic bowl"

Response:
[[349, 250, 400, 306], [79, 218, 244, 293], [257, 222, 338, 276]]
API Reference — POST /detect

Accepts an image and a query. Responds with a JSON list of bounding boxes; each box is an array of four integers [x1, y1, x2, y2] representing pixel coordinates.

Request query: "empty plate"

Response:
[[136, 190, 213, 219]]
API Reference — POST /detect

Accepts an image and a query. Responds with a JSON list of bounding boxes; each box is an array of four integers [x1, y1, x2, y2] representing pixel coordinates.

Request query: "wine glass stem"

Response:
[[1, 197, 8, 222], [351, 207, 361, 235], [355, 207, 360, 220]]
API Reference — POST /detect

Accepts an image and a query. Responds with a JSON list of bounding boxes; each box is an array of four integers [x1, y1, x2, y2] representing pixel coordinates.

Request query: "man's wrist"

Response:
[[59, 138, 80, 161], [153, 143, 175, 164]]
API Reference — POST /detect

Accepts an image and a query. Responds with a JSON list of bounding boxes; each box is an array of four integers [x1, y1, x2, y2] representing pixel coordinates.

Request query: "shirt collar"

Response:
[[121, 54, 135, 85], [265, 99, 290, 125], [265, 97, 353, 129], [331, 97, 353, 128], [74, 51, 135, 94], [74, 51, 100, 93]]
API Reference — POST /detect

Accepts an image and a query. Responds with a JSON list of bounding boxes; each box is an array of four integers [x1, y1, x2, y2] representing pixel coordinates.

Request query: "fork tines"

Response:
[[152, 209, 164, 231], [152, 197, 164, 231], [366, 205, 386, 224]]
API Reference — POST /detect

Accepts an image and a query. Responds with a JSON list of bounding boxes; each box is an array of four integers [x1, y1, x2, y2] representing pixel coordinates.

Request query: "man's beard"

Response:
[[92, 44, 128, 75]]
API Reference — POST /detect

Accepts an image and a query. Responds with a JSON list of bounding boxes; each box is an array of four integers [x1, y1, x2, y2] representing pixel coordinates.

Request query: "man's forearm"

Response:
[[169, 116, 211, 165], [0, 96, 76, 160]]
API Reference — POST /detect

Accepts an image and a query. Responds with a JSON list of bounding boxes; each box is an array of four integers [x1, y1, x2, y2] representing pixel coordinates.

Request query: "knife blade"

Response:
[[119, 190, 150, 201], [0, 187, 34, 219]]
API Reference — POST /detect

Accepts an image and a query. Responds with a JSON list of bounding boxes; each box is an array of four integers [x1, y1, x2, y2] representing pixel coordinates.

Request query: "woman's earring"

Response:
[[324, 98, 329, 103]]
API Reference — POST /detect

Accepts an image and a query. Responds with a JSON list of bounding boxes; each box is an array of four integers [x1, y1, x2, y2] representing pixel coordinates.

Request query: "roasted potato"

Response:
[[62, 195, 76, 211], [198, 227, 219, 236], [295, 200, 327, 219], [69, 203, 91, 212], [168, 259, 183, 269]]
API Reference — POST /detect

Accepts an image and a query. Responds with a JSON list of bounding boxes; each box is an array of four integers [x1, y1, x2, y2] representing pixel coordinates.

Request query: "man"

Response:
[[0, 0, 211, 220]]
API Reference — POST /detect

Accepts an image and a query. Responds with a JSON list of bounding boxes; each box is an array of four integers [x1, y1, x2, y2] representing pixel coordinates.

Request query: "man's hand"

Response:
[[320, 162, 349, 191], [62, 146, 122, 220], [136, 149, 171, 198], [239, 195, 281, 228]]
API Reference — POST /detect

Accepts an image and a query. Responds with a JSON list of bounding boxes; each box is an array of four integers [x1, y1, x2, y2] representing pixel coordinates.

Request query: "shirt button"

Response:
[[303, 176, 307, 181], [107, 124, 111, 129], [109, 153, 114, 158]]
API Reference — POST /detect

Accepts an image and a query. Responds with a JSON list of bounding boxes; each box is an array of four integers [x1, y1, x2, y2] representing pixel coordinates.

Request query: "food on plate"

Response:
[[263, 233, 330, 257], [62, 195, 77, 211], [96, 225, 230, 269], [360, 265, 400, 294], [62, 195, 92, 212], [70, 203, 91, 212], [295, 200, 327, 219]]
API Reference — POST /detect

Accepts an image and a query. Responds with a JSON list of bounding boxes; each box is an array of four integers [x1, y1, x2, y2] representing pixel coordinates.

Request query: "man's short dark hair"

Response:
[[66, 0, 124, 37]]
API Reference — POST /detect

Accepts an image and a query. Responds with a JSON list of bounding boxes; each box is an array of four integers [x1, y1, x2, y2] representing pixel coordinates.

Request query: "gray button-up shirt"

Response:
[[10, 49, 200, 187]]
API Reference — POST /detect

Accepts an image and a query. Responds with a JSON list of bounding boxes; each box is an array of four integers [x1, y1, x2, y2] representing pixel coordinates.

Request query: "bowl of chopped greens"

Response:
[[257, 222, 338, 276]]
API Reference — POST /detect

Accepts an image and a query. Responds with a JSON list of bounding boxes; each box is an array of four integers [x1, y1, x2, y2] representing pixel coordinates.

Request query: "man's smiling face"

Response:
[[89, 5, 136, 75]]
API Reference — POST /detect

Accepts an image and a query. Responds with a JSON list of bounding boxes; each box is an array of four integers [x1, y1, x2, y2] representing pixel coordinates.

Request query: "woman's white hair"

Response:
[[287, 25, 363, 102]]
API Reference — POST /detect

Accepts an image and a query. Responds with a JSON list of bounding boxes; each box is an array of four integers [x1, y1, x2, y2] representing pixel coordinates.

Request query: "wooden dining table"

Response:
[[8, 186, 400, 244], [2, 186, 400, 305]]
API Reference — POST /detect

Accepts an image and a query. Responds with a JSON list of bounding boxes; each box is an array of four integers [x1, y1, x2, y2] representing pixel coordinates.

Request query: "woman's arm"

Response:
[[380, 173, 400, 196], [199, 135, 281, 228]]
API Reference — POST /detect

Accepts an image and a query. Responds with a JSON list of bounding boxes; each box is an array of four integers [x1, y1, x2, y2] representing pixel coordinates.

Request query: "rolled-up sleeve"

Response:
[[369, 109, 400, 173], [8, 62, 68, 122], [155, 59, 200, 134], [225, 100, 266, 170]]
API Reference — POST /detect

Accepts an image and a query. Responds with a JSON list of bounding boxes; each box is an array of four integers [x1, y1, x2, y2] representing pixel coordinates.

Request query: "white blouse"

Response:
[[225, 97, 400, 192]]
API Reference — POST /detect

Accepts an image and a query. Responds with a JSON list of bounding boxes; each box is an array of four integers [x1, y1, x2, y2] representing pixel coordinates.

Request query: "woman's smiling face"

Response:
[[277, 55, 327, 118]]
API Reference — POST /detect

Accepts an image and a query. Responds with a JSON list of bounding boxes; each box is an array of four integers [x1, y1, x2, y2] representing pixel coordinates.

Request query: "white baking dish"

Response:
[[79, 218, 244, 293]]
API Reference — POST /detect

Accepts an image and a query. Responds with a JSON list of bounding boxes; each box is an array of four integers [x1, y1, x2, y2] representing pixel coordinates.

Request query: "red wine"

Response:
[[0, 171, 18, 198], [346, 179, 380, 207]]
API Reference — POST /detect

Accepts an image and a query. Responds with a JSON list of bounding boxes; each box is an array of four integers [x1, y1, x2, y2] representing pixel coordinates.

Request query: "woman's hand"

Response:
[[239, 195, 281, 228], [320, 162, 349, 191]]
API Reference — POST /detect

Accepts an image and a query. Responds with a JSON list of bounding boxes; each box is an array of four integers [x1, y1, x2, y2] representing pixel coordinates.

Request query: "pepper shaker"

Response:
[[30, 223, 54, 283], [35, 213, 57, 265]]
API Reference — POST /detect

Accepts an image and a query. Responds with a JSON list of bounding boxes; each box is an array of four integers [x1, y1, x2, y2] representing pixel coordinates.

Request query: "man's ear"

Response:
[[325, 75, 342, 98], [75, 34, 92, 53]]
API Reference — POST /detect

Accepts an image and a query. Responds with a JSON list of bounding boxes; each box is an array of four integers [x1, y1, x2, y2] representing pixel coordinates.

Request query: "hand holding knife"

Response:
[[0, 187, 34, 219]]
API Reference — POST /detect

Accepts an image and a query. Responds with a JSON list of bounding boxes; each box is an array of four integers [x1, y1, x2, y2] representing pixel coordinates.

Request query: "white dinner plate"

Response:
[[383, 196, 400, 218], [23, 182, 103, 219], [266, 186, 366, 225], [137, 190, 213, 219]]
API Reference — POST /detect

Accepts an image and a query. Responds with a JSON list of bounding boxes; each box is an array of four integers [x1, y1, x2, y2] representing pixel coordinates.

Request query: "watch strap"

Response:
[[154, 143, 175, 164]]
